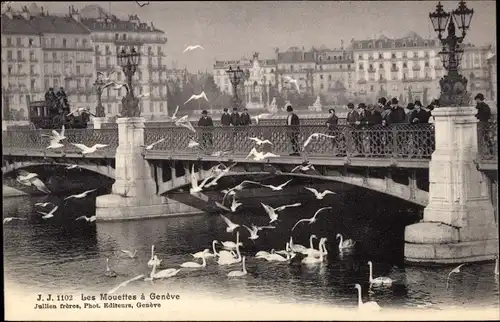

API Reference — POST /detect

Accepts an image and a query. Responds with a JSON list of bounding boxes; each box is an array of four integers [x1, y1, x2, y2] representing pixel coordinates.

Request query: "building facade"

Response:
[[78, 5, 168, 119], [486, 52, 496, 101], [1, 4, 93, 119]]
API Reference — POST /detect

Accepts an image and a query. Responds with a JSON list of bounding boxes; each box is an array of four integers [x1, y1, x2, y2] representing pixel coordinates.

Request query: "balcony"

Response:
[[29, 58, 38, 63], [357, 79, 367, 84], [368, 68, 376, 73], [378, 78, 387, 83], [390, 68, 399, 72], [402, 64, 409, 70], [412, 65, 421, 71]]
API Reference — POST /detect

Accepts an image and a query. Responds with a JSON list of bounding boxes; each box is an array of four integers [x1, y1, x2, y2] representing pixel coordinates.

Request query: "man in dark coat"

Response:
[[198, 110, 214, 152], [474, 93, 493, 156], [412, 100, 431, 124], [45, 87, 57, 113], [220, 108, 231, 126], [286, 104, 300, 155], [388, 97, 406, 124], [364, 104, 383, 156], [230, 107, 240, 126], [346, 102, 361, 155], [56, 87, 69, 112], [240, 108, 252, 126], [326, 108, 339, 154]]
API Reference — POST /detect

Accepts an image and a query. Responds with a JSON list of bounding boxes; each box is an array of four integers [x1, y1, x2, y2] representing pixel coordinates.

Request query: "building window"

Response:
[[327, 56, 331, 60], [425, 62, 429, 67], [50, 38, 55, 47], [16, 37, 21, 46], [107, 105, 112, 114], [30, 79, 36, 89], [30, 65, 35, 74], [379, 74, 383, 80], [392, 63, 397, 70], [368, 44, 372, 48], [17, 50, 22, 60], [6, 37, 12, 46], [52, 53, 57, 60], [149, 104, 154, 112], [7, 65, 12, 75], [391, 53, 396, 59], [358, 54, 362, 59], [370, 85, 374, 91], [359, 63, 364, 70], [403, 63, 407, 68], [369, 64, 373, 69], [379, 63, 383, 68], [44, 78, 50, 89], [290, 65, 294, 71], [76, 66, 81, 74], [379, 53, 383, 59], [115, 33, 119, 40], [320, 74, 323, 80], [28, 38, 33, 46], [328, 75, 332, 80], [320, 84, 324, 89], [160, 103, 164, 112], [82, 39, 87, 48], [340, 64, 343, 69]]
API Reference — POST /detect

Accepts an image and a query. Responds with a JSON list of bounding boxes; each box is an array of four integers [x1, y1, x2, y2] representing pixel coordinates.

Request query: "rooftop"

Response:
[[351, 32, 439, 50]]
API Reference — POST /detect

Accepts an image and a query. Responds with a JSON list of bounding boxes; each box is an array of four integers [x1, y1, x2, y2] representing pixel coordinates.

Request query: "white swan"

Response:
[[301, 238, 326, 265], [289, 236, 308, 254], [191, 249, 211, 259], [368, 261, 393, 286], [336, 233, 356, 251], [145, 256, 180, 280], [305, 237, 328, 258], [255, 249, 275, 258], [218, 242, 242, 265], [354, 284, 381, 311], [227, 256, 247, 277], [211, 240, 234, 260], [180, 254, 207, 268], [147, 245, 162, 267], [222, 231, 243, 250], [265, 252, 289, 262]]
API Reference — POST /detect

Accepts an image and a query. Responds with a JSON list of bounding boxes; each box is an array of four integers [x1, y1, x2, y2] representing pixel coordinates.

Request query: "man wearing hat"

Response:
[[474, 93, 493, 156], [286, 103, 300, 155], [412, 100, 431, 124], [388, 97, 405, 124], [221, 108, 231, 126], [198, 110, 214, 152], [364, 104, 383, 156], [346, 102, 361, 155], [325, 108, 339, 154], [240, 108, 252, 126], [230, 107, 240, 126]]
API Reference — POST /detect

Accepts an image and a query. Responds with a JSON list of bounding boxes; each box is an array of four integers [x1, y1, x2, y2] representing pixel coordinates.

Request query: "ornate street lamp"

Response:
[[117, 46, 141, 117], [226, 65, 245, 109], [93, 77, 105, 117], [429, 1, 474, 107]]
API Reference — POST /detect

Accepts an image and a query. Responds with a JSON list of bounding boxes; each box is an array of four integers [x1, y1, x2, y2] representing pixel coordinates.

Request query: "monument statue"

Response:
[[309, 95, 322, 112], [268, 97, 277, 113]]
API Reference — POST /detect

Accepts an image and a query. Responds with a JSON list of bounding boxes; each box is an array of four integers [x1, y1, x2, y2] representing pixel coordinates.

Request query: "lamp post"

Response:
[[226, 65, 245, 109], [117, 46, 141, 117], [93, 77, 105, 117], [429, 0, 474, 106]]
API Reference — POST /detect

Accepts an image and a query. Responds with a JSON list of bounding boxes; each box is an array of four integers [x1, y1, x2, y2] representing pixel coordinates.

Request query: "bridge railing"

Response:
[[1, 128, 119, 153], [144, 124, 436, 159], [478, 121, 498, 161]]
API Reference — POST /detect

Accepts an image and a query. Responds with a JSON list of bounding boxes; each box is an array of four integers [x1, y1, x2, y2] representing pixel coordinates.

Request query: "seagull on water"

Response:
[[145, 138, 165, 150], [246, 147, 280, 161], [108, 274, 144, 295], [248, 137, 273, 146], [257, 179, 293, 191], [34, 202, 54, 207], [37, 205, 59, 219], [184, 91, 208, 105], [121, 250, 138, 258], [183, 45, 204, 53], [302, 133, 336, 151], [220, 214, 240, 233], [76, 215, 97, 223], [304, 187, 337, 200], [291, 207, 332, 231], [3, 217, 27, 224], [71, 143, 108, 155], [64, 189, 97, 200], [446, 263, 466, 289]]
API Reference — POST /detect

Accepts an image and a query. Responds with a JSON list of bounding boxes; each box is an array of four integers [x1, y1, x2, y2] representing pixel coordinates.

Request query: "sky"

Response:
[[9, 1, 497, 72]]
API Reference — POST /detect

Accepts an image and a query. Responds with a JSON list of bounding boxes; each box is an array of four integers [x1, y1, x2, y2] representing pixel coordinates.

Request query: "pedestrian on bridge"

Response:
[[240, 108, 252, 126], [364, 104, 382, 157], [230, 107, 241, 150], [325, 108, 339, 155], [474, 93, 493, 157], [346, 102, 361, 156], [221, 108, 231, 126], [198, 110, 213, 153], [286, 104, 300, 156]]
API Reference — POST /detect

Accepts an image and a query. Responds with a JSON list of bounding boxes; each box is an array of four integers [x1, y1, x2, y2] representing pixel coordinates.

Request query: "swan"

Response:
[[218, 242, 242, 265], [180, 254, 207, 268], [105, 258, 117, 277], [227, 256, 247, 277], [305, 237, 328, 258], [147, 245, 162, 267], [222, 231, 243, 250], [255, 249, 275, 258], [336, 233, 356, 251], [289, 236, 308, 254], [301, 238, 326, 265], [121, 250, 137, 258], [265, 252, 288, 262], [191, 249, 211, 259], [303, 236, 323, 257], [354, 284, 381, 311], [368, 261, 393, 286], [145, 256, 181, 280]]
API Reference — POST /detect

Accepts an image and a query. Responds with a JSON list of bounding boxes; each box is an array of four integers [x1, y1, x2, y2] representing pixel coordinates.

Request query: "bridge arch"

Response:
[[157, 168, 428, 207], [2, 161, 115, 179]]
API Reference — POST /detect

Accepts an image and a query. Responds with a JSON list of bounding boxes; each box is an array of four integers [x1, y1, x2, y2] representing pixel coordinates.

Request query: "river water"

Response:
[[3, 192, 499, 316]]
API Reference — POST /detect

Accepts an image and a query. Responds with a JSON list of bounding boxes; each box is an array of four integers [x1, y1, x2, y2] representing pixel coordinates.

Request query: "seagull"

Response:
[[248, 137, 273, 146], [205, 162, 237, 188], [3, 217, 27, 224], [16, 170, 38, 181], [222, 180, 261, 204], [145, 138, 165, 150], [71, 143, 108, 155], [47, 138, 64, 149], [34, 202, 54, 207], [220, 214, 240, 233], [215, 202, 231, 212], [65, 164, 79, 170], [446, 263, 466, 289], [283, 76, 300, 92], [211, 150, 230, 157], [184, 91, 209, 105], [121, 250, 138, 258], [41, 125, 66, 143], [229, 196, 242, 212], [252, 113, 272, 124], [188, 139, 200, 148], [291, 163, 316, 173], [302, 133, 336, 151], [183, 45, 204, 53], [258, 179, 293, 191], [246, 147, 280, 161], [291, 207, 332, 231], [107, 274, 145, 295], [137, 92, 150, 99], [16, 171, 51, 194], [64, 189, 97, 200], [304, 187, 337, 200], [175, 117, 196, 133], [189, 164, 214, 194], [76, 215, 97, 222], [169, 105, 180, 121], [242, 224, 261, 240], [97, 68, 116, 82], [261, 202, 280, 223], [67, 107, 96, 117], [37, 205, 59, 219], [274, 202, 302, 212]]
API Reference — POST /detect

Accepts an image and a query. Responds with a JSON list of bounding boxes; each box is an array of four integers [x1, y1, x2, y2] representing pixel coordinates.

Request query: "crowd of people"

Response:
[[194, 93, 493, 157]]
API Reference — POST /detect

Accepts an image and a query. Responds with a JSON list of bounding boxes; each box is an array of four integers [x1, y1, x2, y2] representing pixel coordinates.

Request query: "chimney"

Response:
[[5, 6, 13, 19], [21, 6, 30, 20], [70, 6, 81, 22]]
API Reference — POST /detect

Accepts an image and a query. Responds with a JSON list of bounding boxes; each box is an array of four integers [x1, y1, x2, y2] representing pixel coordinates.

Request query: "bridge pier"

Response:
[[404, 106, 499, 265], [95, 117, 199, 221]]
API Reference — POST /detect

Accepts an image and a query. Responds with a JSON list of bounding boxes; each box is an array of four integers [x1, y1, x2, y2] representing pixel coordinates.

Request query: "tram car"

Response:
[[27, 99, 89, 130]]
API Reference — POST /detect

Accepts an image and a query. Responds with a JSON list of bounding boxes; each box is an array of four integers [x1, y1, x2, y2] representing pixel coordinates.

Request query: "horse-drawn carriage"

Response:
[[28, 95, 89, 130]]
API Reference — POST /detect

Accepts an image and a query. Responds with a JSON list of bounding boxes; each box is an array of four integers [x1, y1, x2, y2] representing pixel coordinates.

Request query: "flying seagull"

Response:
[[302, 133, 336, 151], [291, 207, 332, 231], [304, 187, 336, 200], [183, 45, 204, 53], [64, 189, 97, 200], [248, 137, 273, 146], [184, 92, 209, 105]]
